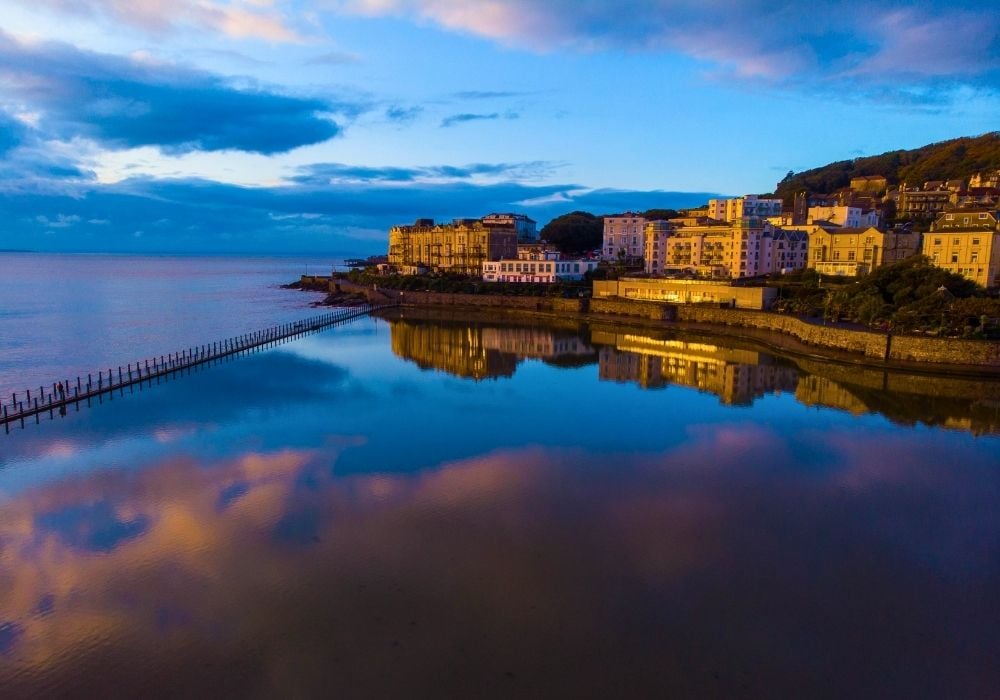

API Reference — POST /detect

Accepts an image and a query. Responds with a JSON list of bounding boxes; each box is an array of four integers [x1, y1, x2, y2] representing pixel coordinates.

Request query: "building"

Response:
[[388, 217, 518, 274], [761, 228, 809, 274], [593, 278, 777, 310], [481, 213, 538, 240], [483, 255, 598, 283], [807, 205, 864, 228], [602, 213, 647, 261], [924, 210, 1000, 288], [807, 226, 921, 276], [850, 175, 888, 194], [707, 195, 783, 222], [643, 217, 805, 279], [896, 184, 954, 220], [969, 170, 1000, 189]]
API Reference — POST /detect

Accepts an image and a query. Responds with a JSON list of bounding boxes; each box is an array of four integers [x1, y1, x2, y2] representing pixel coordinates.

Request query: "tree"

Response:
[[540, 211, 603, 254], [641, 208, 679, 221]]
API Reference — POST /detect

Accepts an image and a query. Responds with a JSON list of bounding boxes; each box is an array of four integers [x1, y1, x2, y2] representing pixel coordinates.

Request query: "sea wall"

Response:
[[675, 307, 888, 358], [675, 306, 1000, 366], [312, 277, 1000, 368]]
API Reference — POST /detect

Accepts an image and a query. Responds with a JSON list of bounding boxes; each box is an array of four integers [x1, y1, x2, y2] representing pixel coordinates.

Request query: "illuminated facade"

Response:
[[388, 218, 518, 275], [643, 218, 805, 278], [924, 210, 1000, 288], [594, 332, 798, 405], [807, 226, 921, 276]]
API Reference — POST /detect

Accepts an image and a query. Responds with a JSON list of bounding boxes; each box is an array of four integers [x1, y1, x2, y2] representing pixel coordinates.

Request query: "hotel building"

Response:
[[807, 226, 921, 276], [388, 217, 518, 275], [923, 210, 1000, 288]]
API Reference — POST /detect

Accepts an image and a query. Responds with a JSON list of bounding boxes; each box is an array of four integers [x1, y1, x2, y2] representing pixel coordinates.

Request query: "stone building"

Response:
[[924, 209, 1000, 288], [388, 218, 517, 275]]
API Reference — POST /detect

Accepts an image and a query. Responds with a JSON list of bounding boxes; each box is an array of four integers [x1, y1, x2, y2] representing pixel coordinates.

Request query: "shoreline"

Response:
[[289, 276, 1000, 376]]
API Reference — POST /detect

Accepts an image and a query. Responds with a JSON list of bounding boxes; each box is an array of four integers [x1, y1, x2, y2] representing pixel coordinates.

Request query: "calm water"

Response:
[[2, 259, 999, 698], [0, 253, 332, 399]]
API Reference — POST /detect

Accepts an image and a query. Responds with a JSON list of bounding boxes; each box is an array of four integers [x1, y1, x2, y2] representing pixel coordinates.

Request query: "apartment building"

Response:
[[388, 217, 517, 274], [602, 212, 647, 261], [707, 195, 783, 222], [643, 218, 804, 278], [808, 226, 921, 276], [924, 210, 1000, 288]]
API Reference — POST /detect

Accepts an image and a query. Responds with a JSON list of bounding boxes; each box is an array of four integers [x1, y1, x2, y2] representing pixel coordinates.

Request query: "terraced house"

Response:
[[924, 209, 1000, 288]]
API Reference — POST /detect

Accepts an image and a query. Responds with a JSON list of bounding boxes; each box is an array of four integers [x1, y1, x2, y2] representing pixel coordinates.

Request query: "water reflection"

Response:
[[384, 311, 1000, 435], [389, 315, 595, 380], [1, 430, 997, 697]]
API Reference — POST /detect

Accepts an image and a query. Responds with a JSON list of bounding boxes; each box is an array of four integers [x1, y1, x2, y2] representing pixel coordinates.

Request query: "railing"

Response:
[[2, 303, 393, 432]]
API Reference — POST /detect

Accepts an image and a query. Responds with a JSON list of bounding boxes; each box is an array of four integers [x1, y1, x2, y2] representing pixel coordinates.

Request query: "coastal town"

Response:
[[379, 170, 1000, 303]]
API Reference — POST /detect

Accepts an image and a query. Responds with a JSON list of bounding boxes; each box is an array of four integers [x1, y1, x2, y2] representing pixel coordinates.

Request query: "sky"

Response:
[[0, 0, 998, 254]]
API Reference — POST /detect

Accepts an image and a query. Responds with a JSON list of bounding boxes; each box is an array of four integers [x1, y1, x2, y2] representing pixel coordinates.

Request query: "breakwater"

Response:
[[2, 304, 390, 433], [307, 277, 1000, 370]]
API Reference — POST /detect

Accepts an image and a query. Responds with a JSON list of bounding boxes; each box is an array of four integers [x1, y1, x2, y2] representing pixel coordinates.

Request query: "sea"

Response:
[[1, 253, 998, 697]]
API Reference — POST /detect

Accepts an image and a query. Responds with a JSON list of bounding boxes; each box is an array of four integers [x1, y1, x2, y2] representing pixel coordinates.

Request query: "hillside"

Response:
[[774, 132, 1000, 203]]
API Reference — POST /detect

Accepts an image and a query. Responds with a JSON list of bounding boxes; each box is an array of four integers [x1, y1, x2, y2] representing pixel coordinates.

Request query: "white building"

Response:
[[483, 256, 599, 283], [807, 205, 863, 228], [602, 213, 647, 261], [707, 195, 783, 222]]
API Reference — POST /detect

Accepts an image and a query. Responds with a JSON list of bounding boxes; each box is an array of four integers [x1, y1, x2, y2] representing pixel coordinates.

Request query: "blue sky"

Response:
[[0, 0, 998, 254]]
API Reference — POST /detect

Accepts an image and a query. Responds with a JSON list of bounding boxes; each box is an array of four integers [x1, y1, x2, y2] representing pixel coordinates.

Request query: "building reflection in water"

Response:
[[385, 314, 1000, 435], [594, 331, 799, 406], [389, 318, 594, 380]]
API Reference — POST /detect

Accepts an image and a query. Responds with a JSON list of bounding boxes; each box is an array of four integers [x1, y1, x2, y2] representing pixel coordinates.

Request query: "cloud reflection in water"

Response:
[[0, 425, 997, 697]]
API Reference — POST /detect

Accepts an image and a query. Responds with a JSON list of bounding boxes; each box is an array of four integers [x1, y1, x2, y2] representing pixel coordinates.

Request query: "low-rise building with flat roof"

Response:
[[593, 278, 777, 310]]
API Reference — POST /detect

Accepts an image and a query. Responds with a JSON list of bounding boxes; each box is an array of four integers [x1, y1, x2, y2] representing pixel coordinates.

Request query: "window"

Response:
[[979, 213, 988, 219], [971, 252, 979, 263], [848, 251, 856, 261], [833, 251, 841, 260], [953, 238, 961, 246], [951, 253, 958, 263], [932, 252, 940, 262], [864, 249, 872, 261], [972, 238, 980, 246], [933, 238, 942, 246]]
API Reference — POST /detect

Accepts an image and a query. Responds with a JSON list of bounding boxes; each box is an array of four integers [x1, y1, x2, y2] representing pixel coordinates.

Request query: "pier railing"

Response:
[[2, 303, 391, 432]]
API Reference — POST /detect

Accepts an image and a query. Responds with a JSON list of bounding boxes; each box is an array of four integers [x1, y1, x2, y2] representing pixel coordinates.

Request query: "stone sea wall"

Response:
[[308, 277, 1000, 368]]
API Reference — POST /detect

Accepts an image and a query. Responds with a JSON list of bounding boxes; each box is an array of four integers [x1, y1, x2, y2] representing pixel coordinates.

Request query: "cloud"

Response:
[[14, 0, 302, 42], [306, 49, 362, 65], [385, 105, 423, 123], [0, 32, 355, 155], [330, 1, 1000, 96], [292, 160, 559, 184], [440, 111, 518, 128], [0, 170, 722, 253], [0, 111, 28, 156], [451, 90, 529, 100]]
